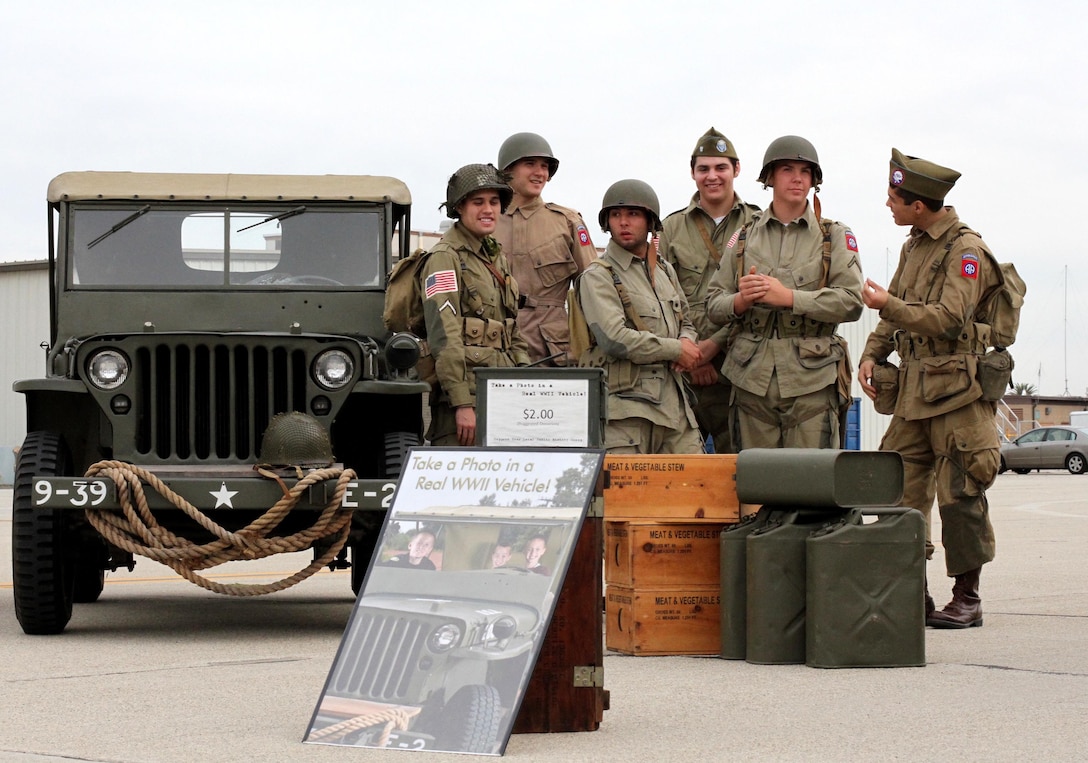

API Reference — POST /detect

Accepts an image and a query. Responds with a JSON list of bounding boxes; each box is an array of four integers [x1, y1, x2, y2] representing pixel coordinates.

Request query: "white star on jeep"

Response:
[[210, 482, 238, 509]]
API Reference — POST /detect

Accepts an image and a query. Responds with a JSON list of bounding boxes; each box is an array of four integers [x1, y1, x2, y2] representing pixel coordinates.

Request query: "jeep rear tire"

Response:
[[12, 431, 76, 635]]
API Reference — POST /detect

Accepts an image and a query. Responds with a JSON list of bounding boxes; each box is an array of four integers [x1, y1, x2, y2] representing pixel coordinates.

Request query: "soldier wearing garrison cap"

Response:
[[493, 132, 597, 367], [706, 135, 863, 451], [859, 148, 1005, 630], [658, 127, 760, 453]]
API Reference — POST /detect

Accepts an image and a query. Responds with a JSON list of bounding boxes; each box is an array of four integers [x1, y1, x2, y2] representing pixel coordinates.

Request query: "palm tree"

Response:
[[1013, 382, 1037, 396]]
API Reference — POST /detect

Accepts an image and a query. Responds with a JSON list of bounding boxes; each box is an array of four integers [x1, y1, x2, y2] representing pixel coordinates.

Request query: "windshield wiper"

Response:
[[235, 205, 307, 233], [87, 205, 152, 249]]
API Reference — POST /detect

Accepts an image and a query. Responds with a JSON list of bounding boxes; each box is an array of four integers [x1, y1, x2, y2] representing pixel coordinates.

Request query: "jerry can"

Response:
[[806, 507, 926, 668], [745, 510, 839, 665], [719, 509, 781, 660], [736, 449, 904, 508]]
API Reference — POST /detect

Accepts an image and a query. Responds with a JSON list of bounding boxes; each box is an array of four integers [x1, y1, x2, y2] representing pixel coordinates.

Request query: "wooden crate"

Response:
[[513, 517, 605, 734], [605, 583, 721, 656], [603, 454, 739, 522], [606, 521, 729, 588]]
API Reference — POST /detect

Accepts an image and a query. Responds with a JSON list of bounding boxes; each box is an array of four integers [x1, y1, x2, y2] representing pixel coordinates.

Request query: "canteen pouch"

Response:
[[871, 361, 900, 415], [978, 348, 1014, 401]]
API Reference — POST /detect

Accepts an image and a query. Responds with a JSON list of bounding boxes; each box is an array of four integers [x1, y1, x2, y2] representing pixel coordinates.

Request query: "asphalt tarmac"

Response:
[[2, 471, 1087, 762]]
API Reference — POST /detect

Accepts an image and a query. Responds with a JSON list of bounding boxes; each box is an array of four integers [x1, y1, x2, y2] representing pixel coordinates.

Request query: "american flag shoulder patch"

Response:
[[425, 269, 458, 298]]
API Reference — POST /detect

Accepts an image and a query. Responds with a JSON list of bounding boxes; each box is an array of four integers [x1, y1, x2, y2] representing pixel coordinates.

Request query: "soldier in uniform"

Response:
[[422, 163, 531, 446], [576, 179, 703, 455], [706, 135, 863, 450], [659, 127, 760, 453], [493, 132, 598, 366], [859, 149, 1003, 629]]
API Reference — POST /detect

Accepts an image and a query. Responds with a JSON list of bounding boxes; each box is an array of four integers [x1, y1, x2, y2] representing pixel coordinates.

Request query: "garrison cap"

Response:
[[692, 127, 738, 160], [889, 148, 960, 201]]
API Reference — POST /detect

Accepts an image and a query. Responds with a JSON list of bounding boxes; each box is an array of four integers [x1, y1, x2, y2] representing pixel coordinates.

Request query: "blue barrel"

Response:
[[806, 507, 926, 668]]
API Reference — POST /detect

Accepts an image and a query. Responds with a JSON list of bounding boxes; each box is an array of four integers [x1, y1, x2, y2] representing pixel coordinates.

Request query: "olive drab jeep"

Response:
[[11, 171, 430, 635]]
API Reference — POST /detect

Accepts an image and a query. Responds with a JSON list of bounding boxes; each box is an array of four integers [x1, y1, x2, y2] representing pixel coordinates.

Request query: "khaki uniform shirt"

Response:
[[421, 223, 531, 409], [705, 203, 864, 398], [494, 197, 597, 365], [659, 192, 760, 346], [577, 240, 699, 430], [860, 207, 1003, 421]]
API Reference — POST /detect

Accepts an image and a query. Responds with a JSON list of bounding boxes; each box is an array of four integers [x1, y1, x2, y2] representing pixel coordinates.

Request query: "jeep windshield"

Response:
[[69, 203, 384, 289]]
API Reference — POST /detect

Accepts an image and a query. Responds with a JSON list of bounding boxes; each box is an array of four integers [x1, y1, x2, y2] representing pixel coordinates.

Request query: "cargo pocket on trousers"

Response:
[[946, 419, 1000, 499]]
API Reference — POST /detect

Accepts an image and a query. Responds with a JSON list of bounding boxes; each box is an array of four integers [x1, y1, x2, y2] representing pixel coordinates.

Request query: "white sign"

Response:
[[482, 378, 591, 447]]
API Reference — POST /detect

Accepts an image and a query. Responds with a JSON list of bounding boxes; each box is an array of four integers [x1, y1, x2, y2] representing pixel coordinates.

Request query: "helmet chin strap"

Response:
[[813, 192, 822, 221]]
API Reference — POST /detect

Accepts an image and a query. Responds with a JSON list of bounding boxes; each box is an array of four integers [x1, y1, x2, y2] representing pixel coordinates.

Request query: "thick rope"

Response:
[[84, 461, 357, 596], [308, 708, 417, 746]]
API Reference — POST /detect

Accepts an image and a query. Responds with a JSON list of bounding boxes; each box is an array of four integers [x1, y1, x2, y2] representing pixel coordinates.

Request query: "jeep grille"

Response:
[[331, 610, 431, 701], [83, 336, 351, 462]]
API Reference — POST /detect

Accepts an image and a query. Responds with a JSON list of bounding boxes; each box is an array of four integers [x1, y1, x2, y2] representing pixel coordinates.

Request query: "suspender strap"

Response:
[[693, 215, 723, 266]]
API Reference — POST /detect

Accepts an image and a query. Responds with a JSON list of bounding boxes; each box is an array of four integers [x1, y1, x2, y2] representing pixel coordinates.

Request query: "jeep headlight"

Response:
[[87, 350, 129, 390], [313, 349, 354, 390], [428, 623, 462, 652], [489, 616, 517, 641]]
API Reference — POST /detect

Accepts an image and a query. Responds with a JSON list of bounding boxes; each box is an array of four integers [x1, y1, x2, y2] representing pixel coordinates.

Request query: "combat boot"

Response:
[[924, 578, 935, 619], [927, 567, 983, 629]]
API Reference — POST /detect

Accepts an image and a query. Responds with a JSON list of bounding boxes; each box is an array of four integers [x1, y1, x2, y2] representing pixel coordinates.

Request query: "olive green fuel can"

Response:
[[719, 509, 781, 660], [805, 507, 926, 668], [745, 511, 839, 665]]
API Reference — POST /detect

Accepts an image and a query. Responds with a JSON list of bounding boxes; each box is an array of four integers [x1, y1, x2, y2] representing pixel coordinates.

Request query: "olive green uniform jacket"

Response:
[[576, 240, 699, 432], [659, 192, 760, 451], [659, 192, 760, 347], [494, 197, 597, 366], [859, 208, 1003, 575], [421, 223, 530, 413], [860, 207, 1003, 421], [705, 203, 864, 398]]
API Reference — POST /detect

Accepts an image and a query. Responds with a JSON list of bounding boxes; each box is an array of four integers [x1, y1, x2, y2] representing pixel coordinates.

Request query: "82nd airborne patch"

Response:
[[960, 252, 979, 279]]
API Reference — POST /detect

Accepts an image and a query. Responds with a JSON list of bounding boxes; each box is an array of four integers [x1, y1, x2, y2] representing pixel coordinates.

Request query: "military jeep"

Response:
[[11, 171, 430, 635]]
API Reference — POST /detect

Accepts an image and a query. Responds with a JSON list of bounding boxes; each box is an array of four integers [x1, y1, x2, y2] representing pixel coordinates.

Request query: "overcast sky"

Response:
[[2, 1, 1085, 397]]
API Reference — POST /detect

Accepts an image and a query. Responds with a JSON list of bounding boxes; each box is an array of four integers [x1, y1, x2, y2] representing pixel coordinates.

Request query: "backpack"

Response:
[[982, 261, 1026, 349], [382, 248, 431, 335], [940, 227, 1026, 349]]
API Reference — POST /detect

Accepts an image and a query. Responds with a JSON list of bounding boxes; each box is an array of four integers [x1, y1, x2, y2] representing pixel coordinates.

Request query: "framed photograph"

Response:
[[305, 447, 604, 755]]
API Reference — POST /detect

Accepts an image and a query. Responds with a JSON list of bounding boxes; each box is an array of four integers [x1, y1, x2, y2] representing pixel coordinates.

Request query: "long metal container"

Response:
[[806, 507, 926, 668], [735, 449, 904, 508]]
